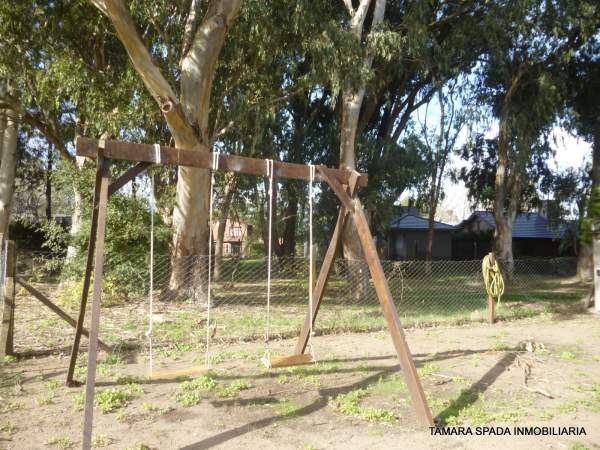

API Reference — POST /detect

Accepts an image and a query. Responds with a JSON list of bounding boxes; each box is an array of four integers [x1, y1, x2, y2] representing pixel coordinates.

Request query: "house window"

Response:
[[231, 226, 242, 237], [231, 243, 241, 255]]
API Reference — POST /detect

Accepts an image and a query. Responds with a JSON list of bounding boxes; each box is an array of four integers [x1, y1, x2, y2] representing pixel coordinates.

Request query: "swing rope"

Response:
[[205, 150, 220, 368], [264, 159, 274, 363], [147, 144, 160, 378], [307, 164, 316, 360]]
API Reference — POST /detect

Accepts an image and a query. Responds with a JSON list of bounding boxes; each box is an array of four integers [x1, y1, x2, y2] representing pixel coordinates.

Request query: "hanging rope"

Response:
[[482, 252, 505, 307], [205, 150, 220, 368], [146, 144, 160, 378], [307, 164, 316, 361], [263, 159, 274, 364]]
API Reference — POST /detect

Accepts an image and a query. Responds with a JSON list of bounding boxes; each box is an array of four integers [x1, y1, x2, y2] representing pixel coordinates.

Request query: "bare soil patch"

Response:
[[2, 311, 600, 449]]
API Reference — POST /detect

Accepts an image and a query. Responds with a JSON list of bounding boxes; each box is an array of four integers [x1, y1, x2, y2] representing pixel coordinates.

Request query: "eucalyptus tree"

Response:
[[476, 0, 598, 267], [564, 39, 600, 280]]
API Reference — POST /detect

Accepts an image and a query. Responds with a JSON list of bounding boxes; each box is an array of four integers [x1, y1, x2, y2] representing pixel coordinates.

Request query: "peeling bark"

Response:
[[339, 0, 386, 299], [92, 0, 241, 297], [0, 109, 18, 237]]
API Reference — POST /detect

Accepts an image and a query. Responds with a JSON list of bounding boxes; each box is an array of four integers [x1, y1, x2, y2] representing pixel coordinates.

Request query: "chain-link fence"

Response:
[[11, 252, 585, 358]]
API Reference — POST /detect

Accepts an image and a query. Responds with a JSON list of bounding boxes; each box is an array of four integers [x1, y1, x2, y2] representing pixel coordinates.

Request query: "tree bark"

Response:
[[577, 128, 600, 281], [280, 181, 298, 256], [339, 0, 386, 299], [67, 157, 86, 258], [91, 0, 241, 299], [426, 90, 445, 262], [494, 95, 513, 267], [0, 109, 18, 238], [213, 174, 236, 281]]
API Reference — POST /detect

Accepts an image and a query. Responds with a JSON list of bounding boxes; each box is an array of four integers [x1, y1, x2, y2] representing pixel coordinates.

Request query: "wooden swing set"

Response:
[[68, 136, 434, 449]]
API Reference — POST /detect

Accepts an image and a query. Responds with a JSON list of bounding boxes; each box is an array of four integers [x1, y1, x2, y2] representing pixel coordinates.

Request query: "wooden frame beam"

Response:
[[351, 200, 433, 426], [76, 137, 368, 187], [66, 155, 107, 386], [82, 154, 111, 450], [15, 278, 110, 352], [72, 136, 432, 435], [108, 161, 152, 197]]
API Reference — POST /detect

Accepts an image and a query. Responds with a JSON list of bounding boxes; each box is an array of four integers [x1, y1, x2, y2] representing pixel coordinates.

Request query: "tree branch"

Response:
[[90, 0, 198, 147]]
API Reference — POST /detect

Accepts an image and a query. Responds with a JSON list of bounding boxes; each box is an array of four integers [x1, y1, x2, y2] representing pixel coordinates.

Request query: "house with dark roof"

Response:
[[387, 213, 456, 260], [454, 211, 572, 259]]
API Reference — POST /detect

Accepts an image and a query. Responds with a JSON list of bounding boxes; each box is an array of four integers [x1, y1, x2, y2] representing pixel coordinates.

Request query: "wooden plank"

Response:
[[352, 201, 434, 426], [263, 353, 315, 369], [108, 161, 152, 197], [66, 156, 105, 386], [0, 240, 15, 358], [15, 278, 110, 352], [149, 366, 210, 381], [316, 165, 354, 212], [82, 157, 110, 450], [76, 137, 368, 187]]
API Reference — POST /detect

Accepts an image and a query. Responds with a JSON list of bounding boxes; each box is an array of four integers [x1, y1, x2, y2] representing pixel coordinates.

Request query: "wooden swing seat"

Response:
[[149, 365, 210, 380], [261, 353, 315, 369]]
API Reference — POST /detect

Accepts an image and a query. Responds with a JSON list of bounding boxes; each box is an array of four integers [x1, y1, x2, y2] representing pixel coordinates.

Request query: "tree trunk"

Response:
[[426, 89, 445, 262], [168, 0, 241, 299], [280, 180, 298, 256], [213, 174, 236, 281], [0, 109, 18, 237], [339, 0, 386, 300], [577, 129, 600, 281], [67, 157, 86, 259], [494, 99, 512, 267]]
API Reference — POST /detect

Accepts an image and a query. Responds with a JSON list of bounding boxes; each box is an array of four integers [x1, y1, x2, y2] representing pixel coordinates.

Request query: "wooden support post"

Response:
[[15, 278, 110, 352], [108, 161, 151, 197], [66, 157, 106, 386], [352, 200, 434, 426], [294, 209, 346, 355], [0, 240, 15, 359], [82, 156, 110, 450], [487, 294, 495, 324]]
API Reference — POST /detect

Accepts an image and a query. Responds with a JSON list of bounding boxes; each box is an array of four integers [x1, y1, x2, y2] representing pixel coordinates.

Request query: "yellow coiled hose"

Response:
[[482, 253, 505, 307]]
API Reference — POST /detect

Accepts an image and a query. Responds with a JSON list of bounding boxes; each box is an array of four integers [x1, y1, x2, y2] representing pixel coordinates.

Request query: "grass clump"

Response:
[[91, 434, 114, 448], [331, 389, 395, 423], [216, 380, 251, 398], [175, 375, 217, 406], [47, 436, 74, 449], [96, 388, 132, 413]]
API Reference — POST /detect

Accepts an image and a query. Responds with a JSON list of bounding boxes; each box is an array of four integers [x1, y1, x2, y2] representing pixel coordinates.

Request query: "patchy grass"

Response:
[[331, 389, 395, 423], [96, 388, 133, 414], [371, 374, 407, 397], [272, 398, 303, 417], [216, 380, 251, 398], [47, 436, 74, 449], [175, 375, 217, 406], [1, 420, 16, 439], [91, 434, 114, 448]]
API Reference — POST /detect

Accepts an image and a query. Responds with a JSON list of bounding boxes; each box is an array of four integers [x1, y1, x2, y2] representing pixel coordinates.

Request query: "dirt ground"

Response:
[[1, 311, 600, 450]]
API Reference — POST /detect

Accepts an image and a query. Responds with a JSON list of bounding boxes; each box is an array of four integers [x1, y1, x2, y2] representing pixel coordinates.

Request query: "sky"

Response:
[[437, 127, 591, 224]]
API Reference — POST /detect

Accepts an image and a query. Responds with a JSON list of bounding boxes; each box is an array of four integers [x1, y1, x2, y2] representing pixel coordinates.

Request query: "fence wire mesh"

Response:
[[12, 252, 584, 361]]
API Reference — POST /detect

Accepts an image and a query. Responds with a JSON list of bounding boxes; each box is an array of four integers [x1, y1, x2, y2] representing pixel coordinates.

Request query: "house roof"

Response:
[[459, 211, 568, 239], [389, 213, 456, 231]]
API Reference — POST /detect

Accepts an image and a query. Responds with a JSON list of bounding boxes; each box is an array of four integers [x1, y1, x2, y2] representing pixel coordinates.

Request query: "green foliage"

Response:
[[47, 436, 74, 449], [175, 375, 217, 407], [95, 388, 133, 414], [331, 389, 395, 423]]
